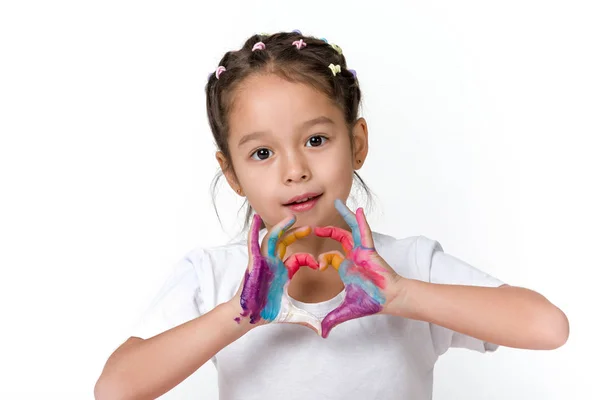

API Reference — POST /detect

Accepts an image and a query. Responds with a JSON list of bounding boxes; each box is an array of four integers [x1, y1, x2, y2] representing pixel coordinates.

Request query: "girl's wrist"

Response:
[[385, 276, 420, 319], [221, 300, 258, 334]]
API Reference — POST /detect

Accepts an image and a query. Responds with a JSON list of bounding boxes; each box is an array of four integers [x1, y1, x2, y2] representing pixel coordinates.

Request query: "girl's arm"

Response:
[[392, 280, 569, 350], [94, 300, 249, 400], [313, 200, 569, 346]]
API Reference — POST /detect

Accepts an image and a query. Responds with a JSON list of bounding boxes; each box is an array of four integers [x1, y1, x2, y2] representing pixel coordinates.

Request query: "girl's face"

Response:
[[217, 73, 368, 230]]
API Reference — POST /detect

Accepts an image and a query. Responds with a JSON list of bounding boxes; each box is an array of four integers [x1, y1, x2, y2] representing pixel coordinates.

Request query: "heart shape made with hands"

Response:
[[237, 199, 399, 338]]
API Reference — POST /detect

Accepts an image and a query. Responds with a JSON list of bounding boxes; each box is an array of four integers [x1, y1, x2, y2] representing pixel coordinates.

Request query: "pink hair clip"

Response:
[[215, 66, 226, 79], [292, 39, 307, 50], [252, 42, 265, 51]]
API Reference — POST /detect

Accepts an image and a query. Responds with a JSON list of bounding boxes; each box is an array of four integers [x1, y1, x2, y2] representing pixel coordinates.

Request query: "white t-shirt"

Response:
[[131, 231, 504, 400]]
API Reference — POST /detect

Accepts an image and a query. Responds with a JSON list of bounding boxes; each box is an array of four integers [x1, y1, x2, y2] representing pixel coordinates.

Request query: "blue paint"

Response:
[[260, 218, 296, 321], [334, 199, 362, 248], [260, 256, 288, 321], [339, 260, 385, 304]]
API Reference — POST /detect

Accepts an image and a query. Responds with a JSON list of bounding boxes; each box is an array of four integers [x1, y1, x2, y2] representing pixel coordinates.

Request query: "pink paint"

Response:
[[284, 253, 319, 278], [313, 226, 353, 253], [349, 248, 388, 289]]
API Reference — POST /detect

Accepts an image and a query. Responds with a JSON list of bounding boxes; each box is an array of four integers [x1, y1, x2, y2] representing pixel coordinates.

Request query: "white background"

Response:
[[1, 0, 598, 399]]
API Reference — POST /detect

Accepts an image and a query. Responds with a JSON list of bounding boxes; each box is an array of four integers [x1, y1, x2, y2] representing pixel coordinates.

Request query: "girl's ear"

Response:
[[351, 118, 369, 170], [216, 152, 245, 196]]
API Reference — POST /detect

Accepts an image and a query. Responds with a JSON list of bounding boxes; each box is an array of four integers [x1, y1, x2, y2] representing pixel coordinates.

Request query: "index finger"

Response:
[[267, 215, 297, 257], [334, 199, 361, 248], [276, 226, 311, 259]]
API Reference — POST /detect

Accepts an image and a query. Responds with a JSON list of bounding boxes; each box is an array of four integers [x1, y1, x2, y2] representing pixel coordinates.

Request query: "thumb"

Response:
[[321, 284, 383, 338]]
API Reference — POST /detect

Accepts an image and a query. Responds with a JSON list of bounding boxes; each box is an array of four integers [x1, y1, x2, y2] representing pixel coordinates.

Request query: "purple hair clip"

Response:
[[252, 42, 265, 51], [292, 39, 307, 50], [215, 66, 226, 80], [348, 69, 357, 78]]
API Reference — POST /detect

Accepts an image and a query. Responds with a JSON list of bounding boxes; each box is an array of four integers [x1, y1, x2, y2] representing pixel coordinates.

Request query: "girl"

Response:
[[95, 31, 569, 400]]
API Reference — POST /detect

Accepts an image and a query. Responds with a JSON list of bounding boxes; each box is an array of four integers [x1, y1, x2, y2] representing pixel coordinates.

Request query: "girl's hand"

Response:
[[231, 213, 322, 334], [314, 199, 403, 338]]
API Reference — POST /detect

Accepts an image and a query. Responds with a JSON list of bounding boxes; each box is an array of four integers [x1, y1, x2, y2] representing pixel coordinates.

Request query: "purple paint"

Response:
[[236, 214, 276, 324], [321, 283, 382, 338], [239, 253, 274, 324]]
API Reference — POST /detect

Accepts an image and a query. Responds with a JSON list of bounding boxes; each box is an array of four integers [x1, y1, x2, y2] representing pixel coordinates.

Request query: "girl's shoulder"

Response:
[[183, 237, 249, 270]]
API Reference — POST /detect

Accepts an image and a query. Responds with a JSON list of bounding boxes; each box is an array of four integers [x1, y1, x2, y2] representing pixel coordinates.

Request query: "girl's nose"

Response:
[[284, 156, 312, 184], [286, 173, 309, 184]]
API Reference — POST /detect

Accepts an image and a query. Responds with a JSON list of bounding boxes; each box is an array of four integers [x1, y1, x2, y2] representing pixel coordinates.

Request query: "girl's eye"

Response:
[[306, 135, 328, 147], [251, 148, 273, 161]]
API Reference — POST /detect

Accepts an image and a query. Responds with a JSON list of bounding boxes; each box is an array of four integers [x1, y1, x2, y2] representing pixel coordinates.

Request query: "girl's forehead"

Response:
[[235, 74, 328, 110], [229, 74, 344, 135]]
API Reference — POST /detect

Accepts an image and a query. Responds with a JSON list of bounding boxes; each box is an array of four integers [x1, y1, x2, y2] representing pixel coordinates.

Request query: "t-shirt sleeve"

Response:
[[129, 252, 204, 340], [414, 236, 504, 355]]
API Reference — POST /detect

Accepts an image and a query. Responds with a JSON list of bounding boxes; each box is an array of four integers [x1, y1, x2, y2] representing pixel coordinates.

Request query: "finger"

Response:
[[277, 225, 311, 259], [247, 214, 263, 270], [334, 199, 361, 248], [284, 253, 319, 278], [313, 226, 353, 254], [267, 215, 296, 257], [356, 207, 375, 248], [317, 251, 345, 271], [321, 283, 383, 338]]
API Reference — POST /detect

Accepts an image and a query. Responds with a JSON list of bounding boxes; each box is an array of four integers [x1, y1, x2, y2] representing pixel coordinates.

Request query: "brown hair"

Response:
[[205, 31, 373, 231]]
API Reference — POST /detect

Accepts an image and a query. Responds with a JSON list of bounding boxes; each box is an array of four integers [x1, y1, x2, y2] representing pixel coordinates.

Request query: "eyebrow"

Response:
[[301, 116, 335, 129], [237, 131, 267, 148], [237, 116, 335, 148]]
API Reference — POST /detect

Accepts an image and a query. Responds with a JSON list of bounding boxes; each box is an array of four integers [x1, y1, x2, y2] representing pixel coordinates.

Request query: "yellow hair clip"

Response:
[[330, 44, 343, 54], [328, 63, 341, 76]]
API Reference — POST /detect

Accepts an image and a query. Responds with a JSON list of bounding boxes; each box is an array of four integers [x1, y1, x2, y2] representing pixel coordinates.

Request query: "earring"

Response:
[[236, 188, 242, 195], [357, 159, 362, 164]]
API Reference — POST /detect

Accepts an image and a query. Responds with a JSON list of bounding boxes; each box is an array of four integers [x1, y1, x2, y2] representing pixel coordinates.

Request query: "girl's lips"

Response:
[[284, 194, 323, 212], [284, 192, 322, 205]]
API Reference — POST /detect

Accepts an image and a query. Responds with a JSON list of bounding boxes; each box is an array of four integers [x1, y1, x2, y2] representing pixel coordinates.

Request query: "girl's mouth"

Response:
[[283, 193, 323, 212]]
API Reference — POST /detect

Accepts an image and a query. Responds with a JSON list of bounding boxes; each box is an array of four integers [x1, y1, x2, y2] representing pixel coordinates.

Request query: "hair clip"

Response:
[[320, 37, 328, 43], [215, 66, 226, 79], [348, 69, 357, 78], [330, 44, 343, 54], [252, 42, 265, 51], [328, 63, 341, 76], [292, 29, 302, 34], [292, 39, 307, 49]]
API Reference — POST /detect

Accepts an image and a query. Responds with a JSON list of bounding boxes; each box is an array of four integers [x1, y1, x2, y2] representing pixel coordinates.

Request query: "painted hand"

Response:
[[234, 213, 322, 334], [314, 199, 402, 338]]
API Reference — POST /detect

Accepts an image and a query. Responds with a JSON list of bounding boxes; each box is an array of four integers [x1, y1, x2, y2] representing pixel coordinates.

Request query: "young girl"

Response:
[[95, 31, 569, 400]]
